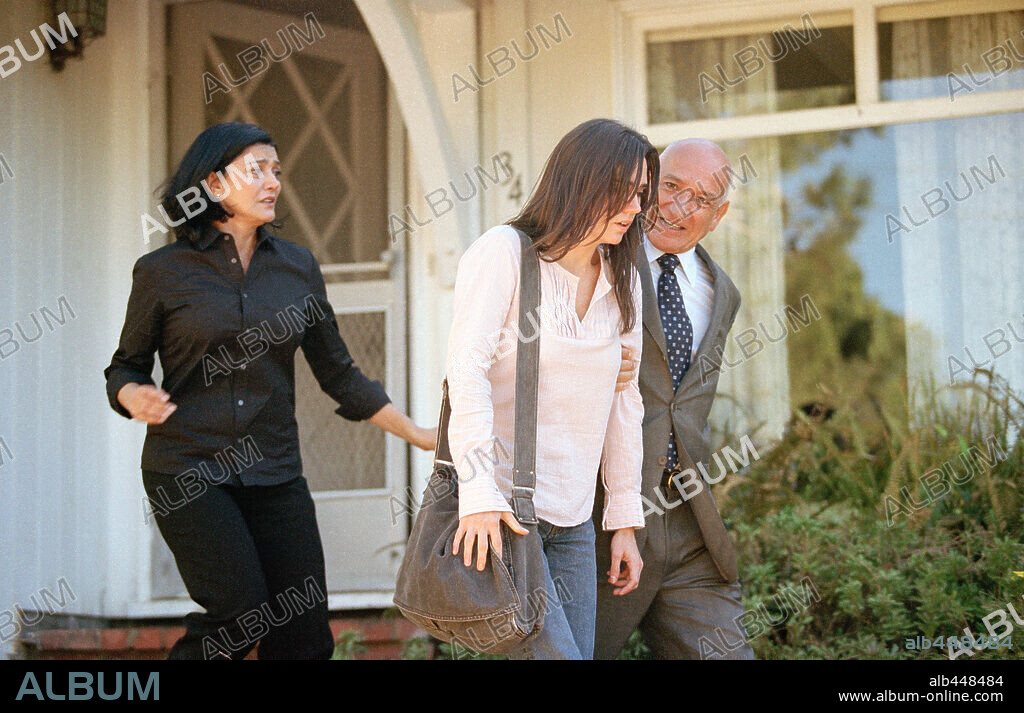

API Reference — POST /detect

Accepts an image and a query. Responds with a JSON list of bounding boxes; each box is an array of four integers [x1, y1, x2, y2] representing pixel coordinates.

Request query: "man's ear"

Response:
[[708, 200, 730, 232]]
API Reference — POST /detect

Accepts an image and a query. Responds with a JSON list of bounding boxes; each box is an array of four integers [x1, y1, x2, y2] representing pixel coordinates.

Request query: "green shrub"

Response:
[[330, 629, 367, 660], [713, 377, 1024, 660], [399, 636, 434, 660]]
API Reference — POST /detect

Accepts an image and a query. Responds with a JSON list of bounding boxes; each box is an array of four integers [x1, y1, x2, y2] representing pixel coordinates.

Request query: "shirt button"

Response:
[[658, 455, 668, 466], [237, 400, 244, 406], [231, 258, 238, 264]]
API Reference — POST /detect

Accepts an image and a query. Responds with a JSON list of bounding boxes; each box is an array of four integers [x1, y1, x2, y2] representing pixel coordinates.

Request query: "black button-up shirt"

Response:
[[104, 223, 391, 486]]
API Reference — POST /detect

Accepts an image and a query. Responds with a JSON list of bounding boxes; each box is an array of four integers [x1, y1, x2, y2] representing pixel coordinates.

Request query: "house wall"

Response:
[[0, 0, 160, 623], [401, 0, 481, 497], [479, 0, 616, 230]]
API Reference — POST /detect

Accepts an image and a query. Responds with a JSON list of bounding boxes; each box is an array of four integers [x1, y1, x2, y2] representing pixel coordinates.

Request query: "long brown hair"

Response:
[[509, 119, 659, 333]]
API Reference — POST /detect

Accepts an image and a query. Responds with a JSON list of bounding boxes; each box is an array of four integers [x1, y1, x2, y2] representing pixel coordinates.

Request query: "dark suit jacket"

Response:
[[596, 240, 742, 583]]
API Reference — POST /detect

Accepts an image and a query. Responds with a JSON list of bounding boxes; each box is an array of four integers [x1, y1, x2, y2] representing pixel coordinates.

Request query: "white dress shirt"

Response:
[[644, 236, 715, 360], [445, 225, 645, 530]]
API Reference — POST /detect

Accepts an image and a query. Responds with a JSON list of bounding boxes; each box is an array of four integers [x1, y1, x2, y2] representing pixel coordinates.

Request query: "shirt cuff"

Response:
[[104, 369, 155, 420], [602, 497, 646, 531], [457, 495, 514, 520], [332, 372, 392, 421], [456, 471, 513, 520]]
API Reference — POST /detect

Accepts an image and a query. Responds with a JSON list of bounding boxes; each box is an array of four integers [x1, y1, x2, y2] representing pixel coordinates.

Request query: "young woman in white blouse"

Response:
[[445, 118, 659, 659]]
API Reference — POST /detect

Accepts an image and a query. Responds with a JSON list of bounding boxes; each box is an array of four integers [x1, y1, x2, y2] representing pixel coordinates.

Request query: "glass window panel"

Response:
[[879, 10, 1024, 101], [703, 112, 1023, 443], [647, 25, 853, 123]]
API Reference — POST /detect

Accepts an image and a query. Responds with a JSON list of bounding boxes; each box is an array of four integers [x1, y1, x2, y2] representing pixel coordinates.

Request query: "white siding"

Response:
[[480, 0, 616, 229], [0, 0, 160, 621]]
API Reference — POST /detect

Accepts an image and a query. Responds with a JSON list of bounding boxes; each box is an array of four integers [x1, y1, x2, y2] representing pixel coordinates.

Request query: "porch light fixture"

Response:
[[48, 0, 107, 71]]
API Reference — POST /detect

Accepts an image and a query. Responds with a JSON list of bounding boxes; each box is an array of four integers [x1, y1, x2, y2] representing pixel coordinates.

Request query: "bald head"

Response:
[[661, 139, 732, 205], [647, 138, 733, 254]]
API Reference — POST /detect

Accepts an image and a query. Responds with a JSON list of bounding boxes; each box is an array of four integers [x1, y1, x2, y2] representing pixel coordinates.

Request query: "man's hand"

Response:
[[616, 345, 638, 392], [608, 527, 643, 595], [118, 383, 176, 424], [452, 511, 528, 571]]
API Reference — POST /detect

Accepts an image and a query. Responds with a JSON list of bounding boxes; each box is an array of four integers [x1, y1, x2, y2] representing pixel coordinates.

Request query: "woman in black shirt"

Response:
[[105, 122, 434, 659]]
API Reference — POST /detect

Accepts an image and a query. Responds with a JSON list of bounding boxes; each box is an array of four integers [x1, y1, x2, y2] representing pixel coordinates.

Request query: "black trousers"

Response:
[[142, 471, 334, 660]]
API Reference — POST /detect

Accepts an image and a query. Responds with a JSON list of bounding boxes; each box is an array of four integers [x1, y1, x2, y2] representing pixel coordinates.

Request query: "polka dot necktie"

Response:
[[656, 253, 693, 470]]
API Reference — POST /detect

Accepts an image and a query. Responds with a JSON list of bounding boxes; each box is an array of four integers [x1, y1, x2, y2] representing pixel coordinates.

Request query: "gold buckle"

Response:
[[662, 465, 683, 491]]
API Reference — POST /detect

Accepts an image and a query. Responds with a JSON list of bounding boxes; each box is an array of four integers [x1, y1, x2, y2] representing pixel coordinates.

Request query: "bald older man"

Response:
[[593, 139, 754, 660]]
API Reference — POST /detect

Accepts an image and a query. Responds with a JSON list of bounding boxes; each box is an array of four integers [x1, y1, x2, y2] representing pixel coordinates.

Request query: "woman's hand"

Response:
[[607, 527, 643, 595], [368, 404, 436, 451], [410, 425, 438, 451], [452, 511, 528, 571], [616, 345, 638, 392], [118, 383, 177, 424]]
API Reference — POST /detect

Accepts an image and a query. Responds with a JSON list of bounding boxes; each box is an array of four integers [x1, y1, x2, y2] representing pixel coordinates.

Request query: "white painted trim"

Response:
[[124, 591, 396, 617], [354, 0, 471, 287], [645, 11, 852, 42], [326, 280, 394, 313], [124, 599, 204, 618], [479, 0, 531, 229], [614, 0, 1022, 19], [616, 5, 651, 130], [853, 1, 879, 105], [876, 0, 1024, 22], [148, 2, 168, 246], [611, 1, 628, 120], [321, 262, 392, 275], [618, 1, 850, 35], [642, 89, 1024, 145], [384, 80, 410, 495], [327, 592, 396, 611], [131, 0, 175, 613]]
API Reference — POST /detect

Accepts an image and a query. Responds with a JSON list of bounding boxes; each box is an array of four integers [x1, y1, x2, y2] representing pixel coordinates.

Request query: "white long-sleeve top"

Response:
[[445, 225, 645, 530]]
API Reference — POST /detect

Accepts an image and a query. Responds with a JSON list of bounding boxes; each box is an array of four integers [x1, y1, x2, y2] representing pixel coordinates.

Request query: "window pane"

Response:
[[879, 10, 1024, 101], [647, 24, 853, 123], [702, 112, 1023, 443]]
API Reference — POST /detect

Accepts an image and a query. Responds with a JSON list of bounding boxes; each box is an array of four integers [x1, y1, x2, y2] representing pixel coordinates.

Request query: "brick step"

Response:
[[19, 612, 433, 660]]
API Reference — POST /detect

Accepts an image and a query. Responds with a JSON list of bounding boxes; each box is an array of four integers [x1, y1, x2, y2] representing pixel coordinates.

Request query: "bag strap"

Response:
[[433, 227, 541, 525], [509, 227, 540, 524]]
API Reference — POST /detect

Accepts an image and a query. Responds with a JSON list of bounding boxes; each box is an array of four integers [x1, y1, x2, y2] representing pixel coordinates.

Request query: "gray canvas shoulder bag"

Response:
[[393, 227, 547, 654]]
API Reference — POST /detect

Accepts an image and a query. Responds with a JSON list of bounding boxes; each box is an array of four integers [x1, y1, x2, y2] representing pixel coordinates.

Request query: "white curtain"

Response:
[[891, 12, 1024, 407]]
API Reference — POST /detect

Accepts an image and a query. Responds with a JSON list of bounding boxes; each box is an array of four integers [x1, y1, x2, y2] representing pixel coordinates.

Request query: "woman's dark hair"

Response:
[[158, 122, 276, 243], [509, 118, 659, 333]]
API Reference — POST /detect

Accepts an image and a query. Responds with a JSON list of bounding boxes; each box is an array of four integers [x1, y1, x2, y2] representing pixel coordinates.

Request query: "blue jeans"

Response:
[[508, 518, 597, 660]]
